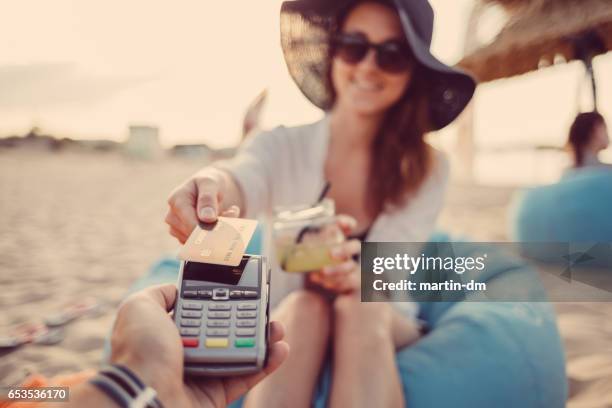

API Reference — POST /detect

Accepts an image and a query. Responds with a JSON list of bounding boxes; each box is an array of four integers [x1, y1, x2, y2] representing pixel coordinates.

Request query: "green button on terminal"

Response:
[[235, 338, 255, 348]]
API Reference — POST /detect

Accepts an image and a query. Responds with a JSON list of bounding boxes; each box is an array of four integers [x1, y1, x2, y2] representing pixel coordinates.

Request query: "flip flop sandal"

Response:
[[32, 327, 65, 345], [0, 322, 49, 349], [44, 297, 102, 327], [0, 335, 25, 349]]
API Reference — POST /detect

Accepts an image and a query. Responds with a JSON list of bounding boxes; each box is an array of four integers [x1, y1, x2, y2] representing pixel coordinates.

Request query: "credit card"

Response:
[[178, 217, 258, 266]]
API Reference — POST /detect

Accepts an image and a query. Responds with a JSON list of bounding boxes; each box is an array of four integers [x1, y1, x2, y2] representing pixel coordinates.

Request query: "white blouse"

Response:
[[215, 114, 449, 312]]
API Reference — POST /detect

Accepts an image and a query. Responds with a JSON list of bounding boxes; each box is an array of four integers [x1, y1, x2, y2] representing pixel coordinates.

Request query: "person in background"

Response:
[[165, 0, 475, 406], [4, 285, 288, 408], [567, 111, 611, 169]]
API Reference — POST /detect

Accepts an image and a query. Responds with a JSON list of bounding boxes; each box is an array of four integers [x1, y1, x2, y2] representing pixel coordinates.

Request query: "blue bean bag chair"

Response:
[[120, 229, 567, 408], [511, 167, 612, 243], [392, 233, 566, 408]]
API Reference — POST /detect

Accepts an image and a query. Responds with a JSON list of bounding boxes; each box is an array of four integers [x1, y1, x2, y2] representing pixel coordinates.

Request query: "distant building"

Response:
[[170, 144, 237, 162], [171, 144, 213, 161], [0, 127, 64, 151], [212, 147, 238, 161], [79, 139, 120, 151], [124, 125, 162, 159]]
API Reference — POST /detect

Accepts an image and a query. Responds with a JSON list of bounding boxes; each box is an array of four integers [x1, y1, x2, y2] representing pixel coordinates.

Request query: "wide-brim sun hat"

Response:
[[280, 0, 477, 130]]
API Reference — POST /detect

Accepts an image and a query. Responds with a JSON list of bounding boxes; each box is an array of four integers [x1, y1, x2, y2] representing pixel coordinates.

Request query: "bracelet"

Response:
[[89, 364, 165, 408]]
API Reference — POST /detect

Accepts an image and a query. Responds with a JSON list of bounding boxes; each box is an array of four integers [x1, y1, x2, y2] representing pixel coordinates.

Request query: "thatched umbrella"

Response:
[[458, 0, 612, 109]]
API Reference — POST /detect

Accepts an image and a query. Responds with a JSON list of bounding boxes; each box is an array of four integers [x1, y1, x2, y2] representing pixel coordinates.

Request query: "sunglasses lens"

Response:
[[333, 36, 369, 65], [333, 34, 412, 73], [377, 43, 411, 73]]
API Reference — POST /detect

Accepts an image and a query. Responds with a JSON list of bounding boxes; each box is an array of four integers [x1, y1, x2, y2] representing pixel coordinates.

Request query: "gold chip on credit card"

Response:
[[178, 217, 258, 266]]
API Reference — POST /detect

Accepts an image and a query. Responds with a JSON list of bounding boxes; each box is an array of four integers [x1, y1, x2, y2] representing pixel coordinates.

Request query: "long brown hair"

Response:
[[567, 111, 605, 167], [327, 0, 434, 217]]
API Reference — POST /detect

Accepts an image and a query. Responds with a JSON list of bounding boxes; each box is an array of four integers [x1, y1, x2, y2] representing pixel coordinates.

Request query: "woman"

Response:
[[166, 0, 475, 406], [567, 111, 610, 169]]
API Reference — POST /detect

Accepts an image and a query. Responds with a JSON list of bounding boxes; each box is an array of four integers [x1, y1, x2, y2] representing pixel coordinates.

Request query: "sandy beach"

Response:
[[1, 149, 611, 406]]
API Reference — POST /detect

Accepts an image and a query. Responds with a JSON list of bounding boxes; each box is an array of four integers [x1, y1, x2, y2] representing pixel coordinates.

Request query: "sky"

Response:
[[0, 0, 610, 153]]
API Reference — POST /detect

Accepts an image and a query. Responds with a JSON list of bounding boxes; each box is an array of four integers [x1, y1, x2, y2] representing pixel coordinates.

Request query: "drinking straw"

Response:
[[295, 181, 331, 243], [316, 181, 331, 203]]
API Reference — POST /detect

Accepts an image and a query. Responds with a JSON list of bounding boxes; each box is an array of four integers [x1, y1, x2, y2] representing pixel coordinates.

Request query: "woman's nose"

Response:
[[357, 48, 380, 72]]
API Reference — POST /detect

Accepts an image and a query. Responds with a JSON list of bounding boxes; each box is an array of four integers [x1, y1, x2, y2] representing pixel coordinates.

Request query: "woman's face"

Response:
[[590, 122, 609, 151], [331, 2, 413, 116]]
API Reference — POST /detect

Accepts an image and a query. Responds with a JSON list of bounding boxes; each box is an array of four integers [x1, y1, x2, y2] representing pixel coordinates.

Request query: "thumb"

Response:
[[196, 179, 222, 223]]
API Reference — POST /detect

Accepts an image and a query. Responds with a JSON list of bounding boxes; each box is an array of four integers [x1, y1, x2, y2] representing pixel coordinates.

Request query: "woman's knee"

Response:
[[333, 295, 393, 339]]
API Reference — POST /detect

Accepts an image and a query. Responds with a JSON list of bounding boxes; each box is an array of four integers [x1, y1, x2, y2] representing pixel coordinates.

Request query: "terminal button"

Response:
[[229, 290, 243, 298], [235, 338, 255, 348], [243, 291, 258, 298], [180, 328, 200, 336], [197, 290, 213, 298], [208, 311, 231, 319], [205, 338, 229, 348], [236, 319, 257, 328], [181, 310, 202, 318], [207, 320, 230, 328], [206, 328, 230, 336], [181, 318, 201, 327], [183, 290, 198, 298], [182, 301, 203, 310], [235, 328, 256, 337], [208, 303, 231, 311], [212, 288, 230, 300], [182, 338, 199, 348]]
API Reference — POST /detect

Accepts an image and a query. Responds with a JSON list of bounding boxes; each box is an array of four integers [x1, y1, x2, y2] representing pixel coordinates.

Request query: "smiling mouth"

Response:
[[351, 78, 383, 92]]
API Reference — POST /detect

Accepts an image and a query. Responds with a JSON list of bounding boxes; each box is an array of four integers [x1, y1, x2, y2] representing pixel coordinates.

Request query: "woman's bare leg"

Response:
[[328, 295, 405, 408], [391, 308, 422, 350], [243, 290, 331, 408]]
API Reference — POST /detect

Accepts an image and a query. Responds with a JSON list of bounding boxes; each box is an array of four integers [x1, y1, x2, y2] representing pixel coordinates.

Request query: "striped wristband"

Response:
[[89, 364, 165, 408]]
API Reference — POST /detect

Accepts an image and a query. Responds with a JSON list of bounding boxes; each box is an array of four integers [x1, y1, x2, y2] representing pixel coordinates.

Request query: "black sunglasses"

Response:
[[331, 32, 413, 73]]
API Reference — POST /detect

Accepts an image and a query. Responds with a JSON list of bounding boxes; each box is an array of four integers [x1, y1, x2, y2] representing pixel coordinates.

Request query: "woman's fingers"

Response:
[[330, 273, 360, 293], [220, 205, 241, 218], [168, 202, 239, 233], [309, 259, 360, 293], [166, 200, 240, 246], [330, 239, 361, 261], [336, 214, 358, 236], [319, 270, 359, 293], [309, 271, 323, 284], [321, 261, 358, 288], [167, 186, 199, 237], [166, 170, 245, 245], [307, 233, 362, 293], [165, 208, 192, 243], [323, 260, 356, 277], [165, 211, 191, 237], [168, 226, 187, 244]]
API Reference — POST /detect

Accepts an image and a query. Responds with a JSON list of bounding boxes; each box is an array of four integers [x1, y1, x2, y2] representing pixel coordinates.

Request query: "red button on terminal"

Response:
[[182, 338, 199, 347]]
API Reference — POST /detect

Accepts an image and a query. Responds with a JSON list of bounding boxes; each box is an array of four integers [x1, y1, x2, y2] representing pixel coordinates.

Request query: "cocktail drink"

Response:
[[273, 199, 345, 273]]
